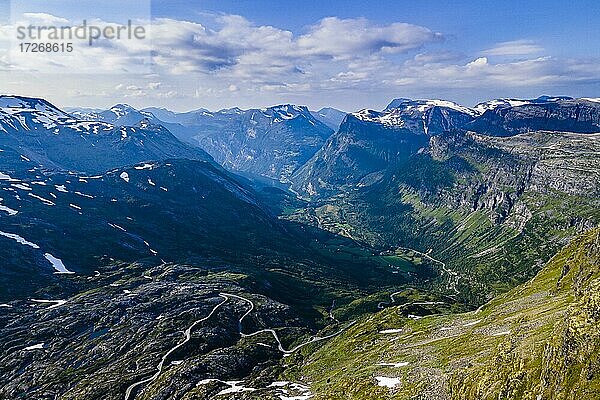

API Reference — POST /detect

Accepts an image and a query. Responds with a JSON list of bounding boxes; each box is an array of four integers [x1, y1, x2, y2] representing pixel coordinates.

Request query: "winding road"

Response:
[[222, 293, 355, 356], [377, 290, 405, 309], [124, 294, 229, 400], [124, 292, 354, 399], [397, 246, 460, 294]]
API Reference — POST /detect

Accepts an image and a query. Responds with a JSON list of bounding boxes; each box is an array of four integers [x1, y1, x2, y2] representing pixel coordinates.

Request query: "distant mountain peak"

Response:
[[219, 107, 244, 114], [473, 96, 576, 115], [386, 98, 477, 116], [261, 104, 314, 122], [109, 103, 136, 112], [310, 107, 347, 131], [468, 96, 600, 136], [0, 95, 68, 116], [535, 95, 573, 102]]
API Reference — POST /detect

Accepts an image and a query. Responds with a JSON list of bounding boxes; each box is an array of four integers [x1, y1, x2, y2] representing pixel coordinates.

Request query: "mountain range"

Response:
[[1, 94, 599, 400], [72, 103, 338, 184]]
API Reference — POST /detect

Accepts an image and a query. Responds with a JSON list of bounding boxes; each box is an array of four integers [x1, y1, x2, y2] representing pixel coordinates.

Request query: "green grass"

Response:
[[284, 228, 600, 399]]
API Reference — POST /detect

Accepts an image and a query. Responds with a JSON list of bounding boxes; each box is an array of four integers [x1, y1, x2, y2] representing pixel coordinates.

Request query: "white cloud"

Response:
[[296, 17, 441, 59], [146, 15, 441, 79], [21, 13, 69, 25], [387, 56, 600, 88], [482, 40, 544, 56], [1, 14, 599, 111]]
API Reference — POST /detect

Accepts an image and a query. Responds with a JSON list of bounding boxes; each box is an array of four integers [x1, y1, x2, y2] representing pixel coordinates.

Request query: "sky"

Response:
[[0, 0, 599, 112]]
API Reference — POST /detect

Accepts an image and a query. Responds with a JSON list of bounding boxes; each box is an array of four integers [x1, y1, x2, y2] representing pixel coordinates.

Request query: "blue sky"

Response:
[[1, 0, 600, 111], [154, 0, 598, 57]]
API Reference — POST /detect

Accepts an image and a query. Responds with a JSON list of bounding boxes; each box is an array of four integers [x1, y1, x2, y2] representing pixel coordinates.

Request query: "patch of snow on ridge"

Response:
[[23, 343, 45, 351], [0, 172, 17, 181], [44, 253, 73, 274], [120, 172, 130, 182], [473, 99, 533, 114], [377, 362, 410, 368], [352, 109, 403, 126], [31, 299, 67, 308], [418, 99, 477, 115], [0, 203, 18, 215], [134, 163, 154, 170], [28, 193, 55, 205], [0, 231, 40, 248], [216, 381, 256, 395], [267, 381, 314, 399]]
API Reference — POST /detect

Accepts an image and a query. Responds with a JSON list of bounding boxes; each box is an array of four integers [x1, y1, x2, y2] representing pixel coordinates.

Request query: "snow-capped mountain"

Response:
[[290, 95, 600, 197], [187, 104, 334, 183], [0, 96, 74, 131], [357, 98, 478, 135], [467, 96, 600, 136], [137, 104, 334, 183], [67, 104, 164, 127], [291, 97, 478, 196], [385, 98, 477, 115], [471, 96, 574, 114], [0, 96, 212, 173], [142, 106, 212, 125], [84, 103, 334, 183]]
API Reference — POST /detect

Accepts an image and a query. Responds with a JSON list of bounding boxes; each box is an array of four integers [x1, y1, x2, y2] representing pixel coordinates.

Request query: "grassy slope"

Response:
[[282, 227, 600, 399]]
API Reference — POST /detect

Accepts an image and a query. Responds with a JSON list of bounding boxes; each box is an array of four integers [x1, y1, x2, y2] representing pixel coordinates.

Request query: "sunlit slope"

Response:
[[287, 227, 600, 399]]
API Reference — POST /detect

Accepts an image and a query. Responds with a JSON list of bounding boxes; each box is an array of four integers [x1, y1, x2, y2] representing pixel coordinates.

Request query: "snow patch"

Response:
[[375, 376, 401, 388], [44, 253, 73, 274], [377, 362, 409, 368], [0, 203, 18, 215], [23, 343, 45, 351], [31, 299, 67, 309], [379, 329, 403, 334], [0, 231, 40, 248]]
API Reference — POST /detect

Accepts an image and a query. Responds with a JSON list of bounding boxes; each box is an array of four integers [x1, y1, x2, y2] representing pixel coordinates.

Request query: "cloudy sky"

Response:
[[1, 0, 599, 112]]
